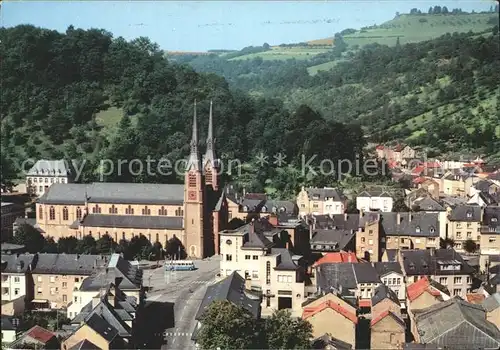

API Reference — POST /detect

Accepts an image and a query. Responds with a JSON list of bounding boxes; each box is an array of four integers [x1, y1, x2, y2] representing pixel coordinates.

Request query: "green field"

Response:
[[229, 46, 331, 61], [307, 59, 346, 75], [95, 107, 138, 135]]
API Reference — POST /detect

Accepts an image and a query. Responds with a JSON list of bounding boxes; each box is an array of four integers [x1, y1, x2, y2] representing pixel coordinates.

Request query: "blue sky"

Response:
[[1, 1, 494, 51]]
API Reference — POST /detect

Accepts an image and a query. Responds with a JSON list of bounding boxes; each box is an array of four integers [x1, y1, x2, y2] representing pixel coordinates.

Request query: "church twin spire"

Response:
[[186, 100, 217, 172]]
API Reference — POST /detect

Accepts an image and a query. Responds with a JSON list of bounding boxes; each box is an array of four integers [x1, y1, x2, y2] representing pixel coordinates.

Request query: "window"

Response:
[[37, 287, 42, 294], [416, 226, 421, 233], [63, 295, 67, 302], [439, 277, 447, 285], [466, 231, 472, 238], [428, 237, 436, 243], [74, 296, 78, 302], [277, 275, 293, 283], [245, 255, 250, 260], [159, 206, 167, 215], [226, 254, 232, 261], [39, 206, 43, 219], [175, 207, 184, 216], [142, 206, 151, 215], [252, 271, 259, 279], [242, 206, 248, 212], [456, 223, 462, 228], [50, 276, 56, 283], [125, 205, 134, 215], [62, 206, 69, 220], [62, 282, 67, 289], [266, 290, 271, 307], [14, 288, 20, 295], [467, 222, 472, 228], [50, 287, 57, 295], [397, 278, 401, 284], [228, 211, 233, 219], [14, 277, 20, 283], [49, 206, 56, 220], [416, 238, 421, 244], [37, 276, 43, 282], [466, 211, 472, 218], [457, 232, 462, 239], [466, 276, 472, 284], [266, 261, 271, 285], [109, 205, 118, 214], [92, 205, 101, 214], [454, 277, 462, 284], [369, 230, 373, 235], [76, 207, 82, 220], [253, 255, 259, 260], [188, 173, 197, 187], [401, 238, 405, 243], [453, 288, 462, 296], [368, 239, 373, 245], [361, 237, 365, 243], [489, 237, 496, 243]]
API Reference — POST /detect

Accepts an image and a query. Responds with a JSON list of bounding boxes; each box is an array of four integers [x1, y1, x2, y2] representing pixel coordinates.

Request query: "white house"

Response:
[[25, 159, 77, 197], [373, 262, 406, 306], [1, 316, 17, 344], [356, 190, 393, 212]]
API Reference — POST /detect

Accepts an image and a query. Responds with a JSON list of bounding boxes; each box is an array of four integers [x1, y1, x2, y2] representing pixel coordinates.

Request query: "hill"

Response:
[[0, 25, 365, 198]]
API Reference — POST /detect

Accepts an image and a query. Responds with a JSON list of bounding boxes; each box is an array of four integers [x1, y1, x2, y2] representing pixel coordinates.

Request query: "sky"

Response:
[[1, 1, 495, 51]]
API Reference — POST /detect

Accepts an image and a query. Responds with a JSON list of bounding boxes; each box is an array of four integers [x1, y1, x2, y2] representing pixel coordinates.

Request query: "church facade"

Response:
[[35, 101, 228, 258]]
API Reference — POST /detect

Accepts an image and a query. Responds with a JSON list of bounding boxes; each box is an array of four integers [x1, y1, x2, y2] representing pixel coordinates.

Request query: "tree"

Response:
[[96, 234, 116, 254], [196, 300, 260, 350], [164, 235, 186, 260], [264, 310, 312, 349], [12, 224, 46, 253], [393, 197, 409, 212], [77, 234, 97, 254], [57, 236, 79, 253], [463, 239, 478, 253], [440, 237, 455, 249], [43, 236, 59, 253], [0, 149, 18, 191]]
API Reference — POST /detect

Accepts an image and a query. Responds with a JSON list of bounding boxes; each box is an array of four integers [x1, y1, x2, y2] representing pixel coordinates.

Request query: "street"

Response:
[[143, 257, 221, 349]]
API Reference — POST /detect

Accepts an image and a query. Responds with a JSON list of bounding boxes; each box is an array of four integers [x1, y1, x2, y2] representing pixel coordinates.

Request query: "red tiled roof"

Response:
[[413, 177, 425, 184], [423, 162, 441, 168], [358, 299, 371, 308], [466, 293, 485, 304], [370, 310, 405, 328], [303, 300, 357, 324], [313, 252, 358, 266], [412, 166, 425, 175], [25, 326, 55, 344], [376, 145, 385, 150], [388, 160, 398, 169], [463, 163, 476, 168], [406, 277, 441, 302]]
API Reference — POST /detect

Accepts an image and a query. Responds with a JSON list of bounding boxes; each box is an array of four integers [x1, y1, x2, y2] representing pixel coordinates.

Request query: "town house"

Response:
[[479, 206, 500, 269], [1, 253, 36, 316], [446, 205, 482, 252], [296, 187, 347, 216], [356, 190, 393, 212], [381, 212, 440, 251], [25, 159, 76, 197]]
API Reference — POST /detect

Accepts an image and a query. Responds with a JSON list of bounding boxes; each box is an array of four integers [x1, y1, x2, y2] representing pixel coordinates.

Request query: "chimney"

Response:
[[397, 212, 401, 224], [344, 213, 348, 220], [75, 254, 80, 261], [243, 187, 246, 197], [249, 221, 254, 234]]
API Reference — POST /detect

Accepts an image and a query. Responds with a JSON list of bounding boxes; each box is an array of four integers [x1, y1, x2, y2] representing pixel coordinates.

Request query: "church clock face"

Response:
[[188, 191, 197, 200]]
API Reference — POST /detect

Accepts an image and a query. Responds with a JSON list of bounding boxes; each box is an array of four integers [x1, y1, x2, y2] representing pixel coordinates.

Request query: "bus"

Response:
[[164, 260, 196, 271]]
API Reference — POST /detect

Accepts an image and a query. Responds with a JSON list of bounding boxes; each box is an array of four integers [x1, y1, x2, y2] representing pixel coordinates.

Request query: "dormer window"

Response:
[[279, 207, 286, 213], [261, 206, 267, 212], [415, 226, 421, 233], [466, 211, 472, 218], [492, 218, 498, 223], [430, 227, 435, 233], [243, 206, 249, 212], [272, 206, 278, 213]]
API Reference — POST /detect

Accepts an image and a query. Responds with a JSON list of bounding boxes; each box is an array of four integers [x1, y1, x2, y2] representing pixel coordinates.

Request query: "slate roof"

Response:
[[482, 292, 500, 312], [195, 272, 260, 320], [474, 180, 496, 193], [79, 214, 184, 230], [448, 205, 482, 222], [1, 253, 36, 273], [373, 262, 403, 276], [85, 313, 119, 342], [80, 254, 142, 291], [272, 248, 301, 271], [316, 262, 380, 296], [262, 199, 298, 214], [413, 197, 445, 211], [371, 283, 400, 307], [311, 213, 361, 230], [310, 229, 355, 250], [380, 212, 440, 237], [68, 339, 100, 350], [242, 228, 273, 249], [311, 333, 353, 349], [353, 263, 382, 283], [0, 243, 25, 253], [306, 187, 346, 202], [401, 249, 474, 276], [38, 182, 184, 205], [483, 206, 500, 231], [413, 297, 500, 349], [1, 316, 16, 331], [26, 159, 76, 177], [403, 343, 441, 349], [384, 249, 399, 262], [32, 253, 108, 275]]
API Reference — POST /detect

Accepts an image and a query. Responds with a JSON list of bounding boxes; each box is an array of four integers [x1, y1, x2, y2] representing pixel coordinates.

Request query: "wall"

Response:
[[433, 274, 471, 298], [356, 220, 380, 262], [370, 316, 405, 350], [307, 308, 356, 347], [385, 235, 439, 251], [1, 273, 27, 301], [356, 197, 393, 212], [380, 272, 405, 301], [447, 220, 481, 252], [480, 232, 500, 270], [372, 299, 401, 318], [0, 295, 25, 316], [62, 325, 109, 350], [26, 175, 68, 197], [33, 273, 89, 309], [486, 308, 500, 329], [409, 291, 440, 311]]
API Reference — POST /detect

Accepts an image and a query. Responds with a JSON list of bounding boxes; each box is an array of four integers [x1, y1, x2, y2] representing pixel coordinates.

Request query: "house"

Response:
[[356, 190, 393, 212], [68, 254, 143, 319], [1, 316, 17, 344], [446, 205, 482, 252], [311, 333, 353, 350], [371, 283, 402, 316], [25, 159, 77, 197], [31, 253, 108, 310], [218, 222, 308, 317], [381, 249, 399, 263], [315, 262, 382, 306], [373, 262, 405, 303], [1, 243, 26, 255], [399, 249, 474, 297], [406, 277, 450, 311], [192, 272, 261, 344], [8, 325, 59, 349], [482, 293, 500, 328], [310, 229, 356, 254], [1, 253, 37, 316], [1, 202, 25, 241], [412, 297, 500, 349], [380, 212, 440, 251], [302, 293, 357, 348], [296, 187, 347, 216], [62, 282, 138, 349], [479, 206, 500, 270], [370, 308, 405, 350], [441, 171, 479, 197], [418, 178, 440, 199]]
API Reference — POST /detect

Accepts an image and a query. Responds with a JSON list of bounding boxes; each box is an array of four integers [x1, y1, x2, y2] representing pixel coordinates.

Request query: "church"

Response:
[[35, 101, 228, 258]]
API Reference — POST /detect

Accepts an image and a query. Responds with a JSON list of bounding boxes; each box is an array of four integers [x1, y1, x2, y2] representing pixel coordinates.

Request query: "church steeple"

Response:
[[204, 100, 216, 167], [187, 100, 201, 171]]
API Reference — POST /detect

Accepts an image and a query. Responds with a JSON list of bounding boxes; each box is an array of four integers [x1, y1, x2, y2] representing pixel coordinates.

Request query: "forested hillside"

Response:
[[0, 25, 365, 196], [179, 11, 500, 159]]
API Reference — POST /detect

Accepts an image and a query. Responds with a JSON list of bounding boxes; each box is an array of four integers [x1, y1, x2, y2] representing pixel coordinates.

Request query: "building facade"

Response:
[[26, 159, 76, 197], [296, 187, 346, 216]]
